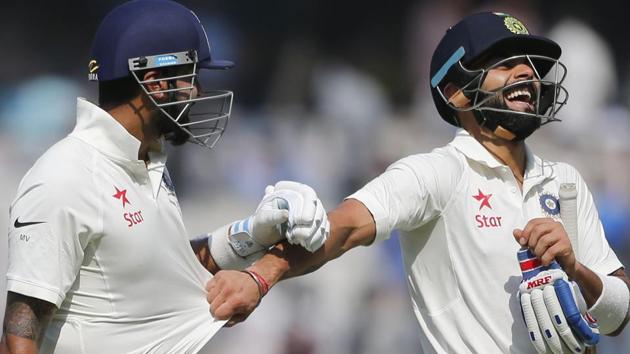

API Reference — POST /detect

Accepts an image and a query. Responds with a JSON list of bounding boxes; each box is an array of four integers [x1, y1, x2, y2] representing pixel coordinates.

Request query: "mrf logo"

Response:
[[473, 189, 502, 228], [527, 275, 552, 290], [112, 186, 144, 228]]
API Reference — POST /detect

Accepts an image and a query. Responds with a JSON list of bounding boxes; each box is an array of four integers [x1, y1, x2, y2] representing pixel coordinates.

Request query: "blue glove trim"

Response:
[[555, 279, 600, 346]]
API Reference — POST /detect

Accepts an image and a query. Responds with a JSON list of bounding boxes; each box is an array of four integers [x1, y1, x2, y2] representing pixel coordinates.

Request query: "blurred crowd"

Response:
[[2, 0, 630, 353]]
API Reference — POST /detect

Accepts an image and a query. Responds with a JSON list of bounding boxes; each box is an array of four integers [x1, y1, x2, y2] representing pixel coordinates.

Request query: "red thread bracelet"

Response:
[[248, 269, 269, 295], [242, 269, 269, 302]]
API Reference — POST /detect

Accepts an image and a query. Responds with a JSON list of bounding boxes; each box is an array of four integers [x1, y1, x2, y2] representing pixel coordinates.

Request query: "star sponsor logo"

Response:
[[112, 186, 131, 208], [124, 210, 145, 228], [473, 189, 502, 229], [473, 189, 493, 210], [112, 186, 145, 228]]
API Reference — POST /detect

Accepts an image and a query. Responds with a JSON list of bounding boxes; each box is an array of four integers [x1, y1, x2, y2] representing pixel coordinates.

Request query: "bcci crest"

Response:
[[539, 193, 560, 217], [504, 16, 529, 35]]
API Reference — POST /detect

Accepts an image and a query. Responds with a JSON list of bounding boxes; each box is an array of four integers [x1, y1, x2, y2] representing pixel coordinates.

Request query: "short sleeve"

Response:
[[347, 149, 463, 242], [571, 167, 624, 275], [6, 165, 101, 307]]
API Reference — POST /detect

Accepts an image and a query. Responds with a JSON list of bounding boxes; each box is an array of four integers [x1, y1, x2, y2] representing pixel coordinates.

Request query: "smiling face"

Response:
[[478, 56, 541, 114], [452, 54, 556, 141]]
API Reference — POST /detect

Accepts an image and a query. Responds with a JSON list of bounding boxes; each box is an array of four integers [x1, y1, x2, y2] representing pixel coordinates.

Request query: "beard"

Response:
[[154, 104, 191, 146], [481, 94, 541, 141]]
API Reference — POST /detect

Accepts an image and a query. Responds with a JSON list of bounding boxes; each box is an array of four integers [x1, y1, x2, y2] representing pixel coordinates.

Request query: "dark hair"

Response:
[[98, 75, 142, 110]]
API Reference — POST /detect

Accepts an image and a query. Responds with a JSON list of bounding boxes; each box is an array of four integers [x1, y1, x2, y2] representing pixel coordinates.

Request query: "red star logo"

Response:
[[473, 189, 492, 210], [113, 186, 131, 208]]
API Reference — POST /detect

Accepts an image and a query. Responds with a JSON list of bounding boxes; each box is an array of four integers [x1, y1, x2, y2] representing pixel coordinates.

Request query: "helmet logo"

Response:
[[88, 60, 99, 81], [156, 55, 179, 67], [504, 16, 529, 35]]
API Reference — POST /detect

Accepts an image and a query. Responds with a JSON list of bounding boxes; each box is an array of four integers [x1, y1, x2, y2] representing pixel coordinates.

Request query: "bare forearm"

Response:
[[568, 263, 603, 308], [251, 199, 376, 287], [3, 334, 38, 354], [569, 265, 630, 310], [190, 236, 220, 274]]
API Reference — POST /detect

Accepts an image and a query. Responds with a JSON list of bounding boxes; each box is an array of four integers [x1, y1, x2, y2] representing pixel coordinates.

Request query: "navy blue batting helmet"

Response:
[[89, 0, 233, 81], [430, 12, 563, 127]]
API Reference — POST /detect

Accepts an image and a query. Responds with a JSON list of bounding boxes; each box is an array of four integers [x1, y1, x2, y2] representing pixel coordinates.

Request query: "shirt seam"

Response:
[[439, 148, 468, 216], [92, 151, 117, 317]]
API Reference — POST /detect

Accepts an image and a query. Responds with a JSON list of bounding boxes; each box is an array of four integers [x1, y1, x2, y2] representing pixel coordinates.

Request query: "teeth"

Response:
[[506, 89, 531, 101]]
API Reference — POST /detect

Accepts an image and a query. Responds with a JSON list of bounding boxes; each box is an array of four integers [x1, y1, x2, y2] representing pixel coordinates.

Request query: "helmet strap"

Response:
[[473, 109, 517, 141]]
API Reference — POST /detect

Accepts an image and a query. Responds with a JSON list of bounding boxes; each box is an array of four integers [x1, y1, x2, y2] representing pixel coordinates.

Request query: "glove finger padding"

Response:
[[304, 205, 329, 252], [286, 206, 328, 252], [554, 280, 600, 346], [543, 285, 585, 353], [517, 248, 599, 353], [521, 292, 548, 354], [251, 207, 289, 245], [269, 181, 329, 252], [531, 288, 563, 353], [273, 181, 317, 225]]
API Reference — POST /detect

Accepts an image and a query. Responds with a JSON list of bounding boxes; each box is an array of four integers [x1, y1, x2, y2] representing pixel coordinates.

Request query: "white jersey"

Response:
[[348, 129, 623, 354], [6, 98, 224, 353]]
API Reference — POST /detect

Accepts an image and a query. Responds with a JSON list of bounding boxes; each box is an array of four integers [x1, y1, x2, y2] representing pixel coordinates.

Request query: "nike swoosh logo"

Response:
[[14, 218, 45, 228]]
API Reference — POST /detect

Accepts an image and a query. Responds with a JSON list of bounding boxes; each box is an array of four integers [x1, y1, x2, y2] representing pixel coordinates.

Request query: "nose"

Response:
[[191, 80, 201, 98], [512, 62, 535, 80]]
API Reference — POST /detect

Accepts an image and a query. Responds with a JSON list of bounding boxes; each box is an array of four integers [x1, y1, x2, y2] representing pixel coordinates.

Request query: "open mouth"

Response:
[[503, 83, 535, 113]]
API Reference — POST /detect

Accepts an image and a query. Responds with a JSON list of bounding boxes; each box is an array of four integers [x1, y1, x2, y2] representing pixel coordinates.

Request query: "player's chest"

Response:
[[446, 172, 563, 253], [97, 166, 185, 250]]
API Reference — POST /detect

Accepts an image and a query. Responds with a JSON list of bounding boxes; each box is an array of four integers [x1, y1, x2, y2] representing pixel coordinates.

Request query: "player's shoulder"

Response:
[[391, 144, 464, 175], [540, 158, 582, 184], [17, 136, 97, 194]]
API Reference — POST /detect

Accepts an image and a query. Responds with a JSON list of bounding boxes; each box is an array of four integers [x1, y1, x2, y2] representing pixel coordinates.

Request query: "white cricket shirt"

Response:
[[6, 98, 224, 353], [349, 129, 623, 354]]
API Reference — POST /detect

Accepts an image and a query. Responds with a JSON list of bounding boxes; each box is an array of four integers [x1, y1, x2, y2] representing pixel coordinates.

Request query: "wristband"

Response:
[[588, 273, 630, 334]]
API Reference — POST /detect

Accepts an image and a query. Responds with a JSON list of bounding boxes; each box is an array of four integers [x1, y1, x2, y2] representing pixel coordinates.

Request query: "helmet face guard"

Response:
[[434, 53, 569, 131], [128, 50, 233, 149]]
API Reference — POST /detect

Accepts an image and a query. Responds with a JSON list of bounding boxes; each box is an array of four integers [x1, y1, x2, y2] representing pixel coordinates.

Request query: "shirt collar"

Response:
[[449, 129, 504, 169], [69, 98, 167, 165], [449, 129, 554, 186], [70, 98, 143, 161], [69, 98, 168, 198]]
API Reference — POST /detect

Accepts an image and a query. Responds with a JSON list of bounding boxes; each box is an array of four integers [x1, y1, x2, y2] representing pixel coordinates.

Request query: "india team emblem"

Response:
[[539, 193, 560, 217], [503, 16, 529, 35]]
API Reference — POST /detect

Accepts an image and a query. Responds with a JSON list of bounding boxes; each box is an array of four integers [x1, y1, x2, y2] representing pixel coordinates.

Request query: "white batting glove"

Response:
[[267, 181, 329, 252], [517, 248, 599, 354]]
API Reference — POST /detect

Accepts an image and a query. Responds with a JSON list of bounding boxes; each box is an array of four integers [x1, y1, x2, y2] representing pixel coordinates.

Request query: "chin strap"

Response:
[[472, 109, 518, 141], [449, 88, 519, 141]]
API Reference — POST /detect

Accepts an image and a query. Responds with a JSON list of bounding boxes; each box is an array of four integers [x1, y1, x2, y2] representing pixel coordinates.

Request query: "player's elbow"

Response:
[[326, 199, 377, 258]]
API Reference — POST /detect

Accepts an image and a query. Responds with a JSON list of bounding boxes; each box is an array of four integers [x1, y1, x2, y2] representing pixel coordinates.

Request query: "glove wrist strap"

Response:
[[228, 216, 265, 257]]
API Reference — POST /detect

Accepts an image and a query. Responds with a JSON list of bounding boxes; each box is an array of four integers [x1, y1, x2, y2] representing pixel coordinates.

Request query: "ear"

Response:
[[142, 70, 169, 101], [444, 83, 470, 108]]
